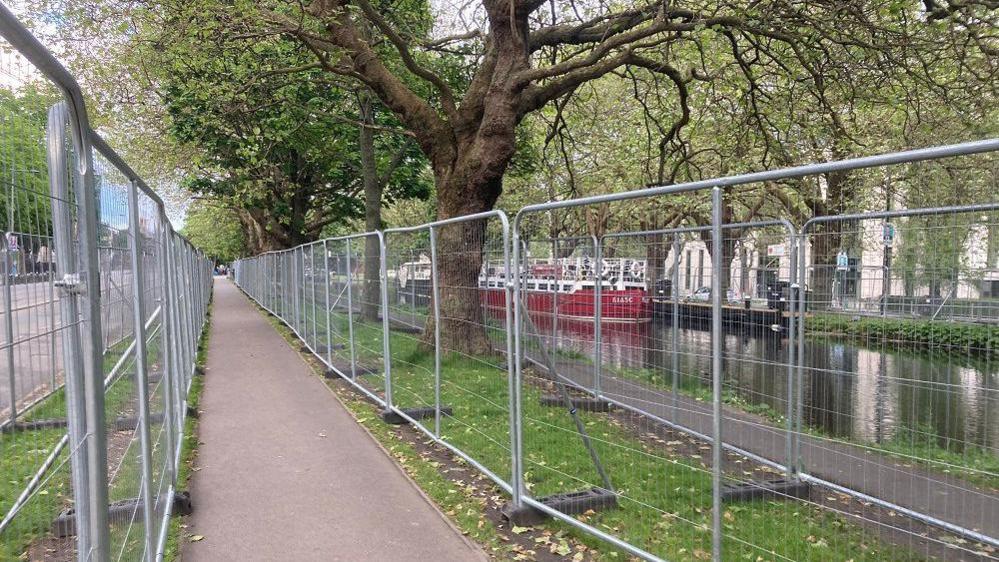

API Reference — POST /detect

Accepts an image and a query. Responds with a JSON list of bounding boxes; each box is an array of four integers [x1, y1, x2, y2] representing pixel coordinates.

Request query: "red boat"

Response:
[[480, 287, 651, 323], [396, 256, 653, 322], [478, 258, 652, 323]]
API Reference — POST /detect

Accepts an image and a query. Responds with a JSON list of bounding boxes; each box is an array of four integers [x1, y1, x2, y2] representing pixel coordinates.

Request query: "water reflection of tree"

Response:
[[803, 341, 856, 438], [721, 333, 785, 413], [616, 323, 993, 453], [894, 360, 967, 453]]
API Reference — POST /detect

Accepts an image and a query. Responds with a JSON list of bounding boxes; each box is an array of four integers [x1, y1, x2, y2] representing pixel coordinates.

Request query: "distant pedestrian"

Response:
[[6, 232, 19, 276], [36, 244, 53, 274]]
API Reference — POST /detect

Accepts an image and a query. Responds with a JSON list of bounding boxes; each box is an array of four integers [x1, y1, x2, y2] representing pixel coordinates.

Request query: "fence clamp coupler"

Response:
[[54, 273, 85, 295]]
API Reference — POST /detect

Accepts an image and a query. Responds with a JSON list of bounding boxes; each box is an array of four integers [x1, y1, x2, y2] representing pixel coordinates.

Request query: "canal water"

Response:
[[537, 317, 998, 455]]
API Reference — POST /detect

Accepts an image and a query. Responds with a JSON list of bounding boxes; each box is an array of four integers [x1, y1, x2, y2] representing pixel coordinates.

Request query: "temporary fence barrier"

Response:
[[236, 138, 998, 562], [0, 7, 212, 562]]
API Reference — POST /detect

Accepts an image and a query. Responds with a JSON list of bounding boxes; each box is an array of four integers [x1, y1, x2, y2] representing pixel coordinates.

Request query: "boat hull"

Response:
[[480, 288, 651, 323]]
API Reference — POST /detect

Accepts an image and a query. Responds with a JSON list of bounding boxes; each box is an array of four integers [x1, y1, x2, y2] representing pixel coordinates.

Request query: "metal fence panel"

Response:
[[795, 205, 999, 558], [0, 43, 80, 562], [0, 7, 213, 561], [234, 143, 999, 562]]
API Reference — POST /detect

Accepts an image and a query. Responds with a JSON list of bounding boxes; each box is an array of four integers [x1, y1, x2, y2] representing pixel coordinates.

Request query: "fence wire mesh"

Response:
[[235, 143, 999, 562], [0, 10, 213, 562], [0, 36, 76, 562]]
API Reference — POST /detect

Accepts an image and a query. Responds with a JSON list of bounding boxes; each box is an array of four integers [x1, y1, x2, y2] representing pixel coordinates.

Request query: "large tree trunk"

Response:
[[808, 167, 853, 308], [809, 222, 842, 309], [238, 209, 294, 254], [645, 236, 668, 292], [428, 166, 505, 356], [699, 202, 736, 295], [418, 28, 525, 355], [359, 95, 383, 322]]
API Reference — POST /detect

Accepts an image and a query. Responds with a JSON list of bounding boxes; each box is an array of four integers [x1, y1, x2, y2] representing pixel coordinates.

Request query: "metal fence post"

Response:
[[178, 242, 194, 391], [165, 235, 185, 450], [299, 248, 305, 337], [784, 231, 798, 480], [157, 218, 177, 492], [794, 234, 807, 477], [72, 112, 112, 562], [181, 247, 193, 386], [378, 232, 393, 410], [126, 179, 156, 562], [345, 239, 357, 379], [298, 248, 305, 337], [510, 222, 525, 509], [551, 238, 559, 348], [323, 241, 333, 367], [311, 245, 318, 350], [710, 186, 723, 562], [593, 235, 602, 397], [292, 250, 300, 335], [46, 101, 94, 560], [671, 235, 680, 410], [429, 226, 442, 437]]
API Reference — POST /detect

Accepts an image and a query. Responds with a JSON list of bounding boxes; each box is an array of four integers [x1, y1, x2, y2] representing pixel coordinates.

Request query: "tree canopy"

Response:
[[180, 199, 248, 263], [39, 0, 999, 351], [0, 83, 62, 238]]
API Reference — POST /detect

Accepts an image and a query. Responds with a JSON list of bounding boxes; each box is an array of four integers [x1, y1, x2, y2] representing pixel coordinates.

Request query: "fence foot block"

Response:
[[722, 479, 810, 502], [499, 358, 532, 371], [389, 322, 422, 334], [380, 406, 453, 425], [501, 488, 617, 526], [323, 365, 376, 380], [538, 395, 612, 412], [111, 412, 165, 432], [52, 491, 193, 537], [1, 418, 69, 433]]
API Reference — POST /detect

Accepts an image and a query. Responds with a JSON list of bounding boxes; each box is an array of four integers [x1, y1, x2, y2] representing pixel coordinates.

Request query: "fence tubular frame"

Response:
[[126, 178, 156, 562], [508, 140, 999, 560], [0, 7, 213, 561], [380, 210, 519, 495], [794, 202, 999, 550]]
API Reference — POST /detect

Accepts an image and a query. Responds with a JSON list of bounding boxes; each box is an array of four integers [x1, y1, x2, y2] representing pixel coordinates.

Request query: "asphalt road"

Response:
[[0, 270, 136, 419]]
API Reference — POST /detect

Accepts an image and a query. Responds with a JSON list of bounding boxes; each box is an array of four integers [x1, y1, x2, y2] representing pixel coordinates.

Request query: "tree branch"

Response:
[[378, 145, 410, 186], [267, 5, 453, 163], [353, 0, 459, 119], [422, 29, 482, 49]]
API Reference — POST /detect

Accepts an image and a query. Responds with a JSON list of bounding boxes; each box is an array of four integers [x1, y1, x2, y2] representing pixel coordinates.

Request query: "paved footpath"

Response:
[[182, 278, 486, 562]]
